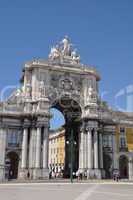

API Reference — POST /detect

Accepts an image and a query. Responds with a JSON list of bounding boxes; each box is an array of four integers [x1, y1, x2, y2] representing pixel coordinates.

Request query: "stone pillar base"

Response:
[[78, 168, 85, 174], [33, 168, 42, 180], [87, 169, 102, 179], [0, 167, 5, 182], [18, 168, 28, 179], [42, 168, 49, 179], [100, 169, 105, 179], [129, 175, 133, 181]]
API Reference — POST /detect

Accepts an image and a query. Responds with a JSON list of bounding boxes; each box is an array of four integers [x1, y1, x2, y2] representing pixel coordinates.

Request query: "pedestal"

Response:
[[18, 168, 28, 179], [33, 168, 42, 180], [129, 158, 133, 181], [87, 169, 102, 179], [0, 167, 5, 182], [101, 169, 106, 179], [42, 168, 49, 179]]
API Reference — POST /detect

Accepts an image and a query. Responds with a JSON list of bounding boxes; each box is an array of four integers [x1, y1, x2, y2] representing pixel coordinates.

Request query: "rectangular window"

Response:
[[7, 129, 22, 147], [120, 127, 125, 137], [120, 138, 126, 147], [103, 134, 112, 148], [119, 127, 127, 148]]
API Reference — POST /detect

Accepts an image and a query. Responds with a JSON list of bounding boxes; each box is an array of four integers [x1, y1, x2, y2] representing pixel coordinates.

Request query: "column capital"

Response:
[[36, 118, 49, 128], [85, 120, 98, 132], [31, 120, 37, 128], [129, 157, 133, 163], [86, 120, 98, 127], [86, 126, 94, 132], [93, 127, 99, 132], [80, 124, 85, 132], [36, 123, 43, 128], [23, 119, 31, 128], [86, 126, 99, 132]]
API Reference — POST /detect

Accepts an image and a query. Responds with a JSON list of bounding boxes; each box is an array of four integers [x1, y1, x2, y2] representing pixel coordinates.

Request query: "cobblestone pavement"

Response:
[[0, 182, 133, 200]]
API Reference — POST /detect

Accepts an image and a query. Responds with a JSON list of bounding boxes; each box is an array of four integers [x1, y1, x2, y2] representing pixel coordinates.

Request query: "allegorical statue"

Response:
[[71, 49, 80, 63], [39, 81, 46, 98], [48, 36, 80, 64], [49, 45, 60, 60], [62, 36, 71, 56]]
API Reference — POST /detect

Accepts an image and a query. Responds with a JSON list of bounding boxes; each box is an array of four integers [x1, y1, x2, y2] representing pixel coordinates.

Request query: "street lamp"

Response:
[[66, 128, 77, 183], [65, 112, 80, 183]]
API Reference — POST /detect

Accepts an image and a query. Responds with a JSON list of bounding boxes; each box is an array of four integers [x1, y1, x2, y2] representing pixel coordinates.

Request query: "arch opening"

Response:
[[50, 108, 65, 130], [119, 155, 128, 179], [5, 151, 19, 180], [103, 154, 112, 179], [49, 97, 82, 178]]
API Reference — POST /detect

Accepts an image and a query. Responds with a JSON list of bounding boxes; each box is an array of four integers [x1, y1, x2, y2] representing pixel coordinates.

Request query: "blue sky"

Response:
[[0, 0, 133, 129]]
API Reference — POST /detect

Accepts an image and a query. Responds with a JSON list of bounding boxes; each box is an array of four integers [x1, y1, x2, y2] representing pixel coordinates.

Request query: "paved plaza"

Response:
[[0, 182, 133, 200]]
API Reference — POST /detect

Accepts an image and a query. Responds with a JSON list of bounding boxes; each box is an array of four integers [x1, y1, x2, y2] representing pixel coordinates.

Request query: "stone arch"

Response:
[[50, 97, 82, 177], [119, 155, 129, 179], [5, 151, 19, 180], [103, 154, 112, 179]]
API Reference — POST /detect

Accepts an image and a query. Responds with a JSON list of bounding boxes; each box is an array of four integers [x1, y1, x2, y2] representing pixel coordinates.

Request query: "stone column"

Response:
[[112, 132, 118, 169], [99, 133, 103, 169], [21, 128, 28, 169], [128, 155, 133, 180], [19, 128, 28, 179], [35, 127, 41, 168], [0, 128, 7, 182], [84, 133, 88, 169], [42, 126, 49, 178], [29, 128, 36, 178], [94, 129, 98, 169], [79, 130, 85, 170], [87, 129, 92, 169], [33, 127, 42, 179], [94, 128, 102, 179]]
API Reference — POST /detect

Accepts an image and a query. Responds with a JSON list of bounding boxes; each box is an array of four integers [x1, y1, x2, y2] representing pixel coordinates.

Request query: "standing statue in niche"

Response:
[[25, 83, 32, 99], [39, 81, 46, 98], [88, 86, 97, 102]]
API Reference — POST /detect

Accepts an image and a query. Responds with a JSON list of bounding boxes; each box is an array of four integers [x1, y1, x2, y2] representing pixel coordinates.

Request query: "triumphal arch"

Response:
[[0, 36, 133, 181]]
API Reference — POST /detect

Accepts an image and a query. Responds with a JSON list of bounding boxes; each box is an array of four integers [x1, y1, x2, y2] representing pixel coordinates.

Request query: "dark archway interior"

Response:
[[6, 151, 19, 179], [51, 97, 82, 177], [119, 155, 128, 179], [103, 153, 112, 179]]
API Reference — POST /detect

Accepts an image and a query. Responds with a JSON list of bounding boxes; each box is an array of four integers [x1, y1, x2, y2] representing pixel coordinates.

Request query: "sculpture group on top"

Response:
[[49, 36, 80, 64]]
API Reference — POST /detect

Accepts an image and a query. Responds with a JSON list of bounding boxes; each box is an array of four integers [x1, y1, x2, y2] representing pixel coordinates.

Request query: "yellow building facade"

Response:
[[115, 125, 133, 152], [49, 128, 65, 172], [49, 122, 133, 179]]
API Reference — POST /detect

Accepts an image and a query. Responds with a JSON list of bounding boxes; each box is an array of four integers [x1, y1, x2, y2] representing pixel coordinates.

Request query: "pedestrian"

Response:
[[49, 171, 52, 179], [113, 173, 116, 181], [80, 172, 82, 180], [116, 174, 120, 182], [27, 171, 30, 179], [76, 171, 79, 181], [84, 170, 87, 180]]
